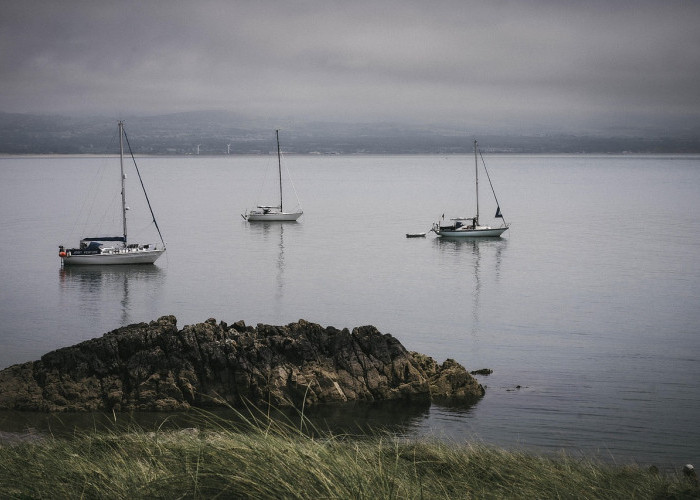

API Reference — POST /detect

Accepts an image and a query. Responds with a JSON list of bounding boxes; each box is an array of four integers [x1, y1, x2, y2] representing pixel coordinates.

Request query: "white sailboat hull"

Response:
[[243, 210, 302, 222], [435, 226, 508, 238], [61, 248, 165, 265]]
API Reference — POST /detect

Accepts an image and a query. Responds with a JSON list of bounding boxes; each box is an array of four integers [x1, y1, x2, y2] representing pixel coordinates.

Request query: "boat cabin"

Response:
[[439, 217, 477, 231]]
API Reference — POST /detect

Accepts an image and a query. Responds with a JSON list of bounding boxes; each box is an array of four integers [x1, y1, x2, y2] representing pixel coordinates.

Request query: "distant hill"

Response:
[[1, 111, 699, 154]]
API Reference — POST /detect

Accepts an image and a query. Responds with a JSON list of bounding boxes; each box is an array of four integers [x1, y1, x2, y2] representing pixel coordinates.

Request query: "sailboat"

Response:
[[242, 130, 303, 222], [432, 139, 509, 238], [58, 121, 166, 265]]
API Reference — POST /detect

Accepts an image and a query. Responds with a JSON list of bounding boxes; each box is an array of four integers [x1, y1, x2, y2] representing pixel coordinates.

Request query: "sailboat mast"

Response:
[[474, 139, 479, 225], [119, 121, 127, 245], [276, 129, 283, 211]]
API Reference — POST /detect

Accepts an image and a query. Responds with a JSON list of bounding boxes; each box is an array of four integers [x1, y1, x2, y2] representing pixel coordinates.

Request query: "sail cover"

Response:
[[81, 237, 126, 242]]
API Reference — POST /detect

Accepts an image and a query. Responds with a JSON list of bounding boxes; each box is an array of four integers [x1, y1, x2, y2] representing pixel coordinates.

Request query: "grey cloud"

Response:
[[1, 0, 699, 133]]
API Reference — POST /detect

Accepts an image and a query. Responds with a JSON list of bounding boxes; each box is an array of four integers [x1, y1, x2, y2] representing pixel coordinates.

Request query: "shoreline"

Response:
[[1, 413, 697, 498]]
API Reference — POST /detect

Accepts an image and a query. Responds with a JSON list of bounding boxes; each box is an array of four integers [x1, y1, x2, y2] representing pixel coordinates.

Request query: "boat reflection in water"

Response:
[[433, 237, 507, 337], [59, 264, 165, 327], [243, 221, 305, 323], [250, 222, 289, 291]]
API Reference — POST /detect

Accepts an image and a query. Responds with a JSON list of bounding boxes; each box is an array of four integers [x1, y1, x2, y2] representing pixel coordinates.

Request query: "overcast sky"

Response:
[[2, 0, 699, 134]]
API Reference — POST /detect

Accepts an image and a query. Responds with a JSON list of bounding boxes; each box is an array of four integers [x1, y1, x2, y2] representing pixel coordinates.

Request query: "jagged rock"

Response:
[[410, 352, 485, 401], [470, 368, 493, 376], [0, 316, 484, 412]]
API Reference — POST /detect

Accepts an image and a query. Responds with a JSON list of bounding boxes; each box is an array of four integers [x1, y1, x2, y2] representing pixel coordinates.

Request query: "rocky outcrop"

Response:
[[0, 316, 484, 412]]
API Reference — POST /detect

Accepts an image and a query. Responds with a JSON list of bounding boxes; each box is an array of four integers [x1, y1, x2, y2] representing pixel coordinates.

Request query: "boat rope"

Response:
[[70, 149, 116, 241], [281, 154, 303, 211], [255, 154, 274, 208], [122, 128, 167, 249], [478, 148, 508, 227]]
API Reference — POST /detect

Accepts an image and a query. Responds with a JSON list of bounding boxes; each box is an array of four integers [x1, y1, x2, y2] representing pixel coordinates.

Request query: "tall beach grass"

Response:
[[0, 407, 697, 499]]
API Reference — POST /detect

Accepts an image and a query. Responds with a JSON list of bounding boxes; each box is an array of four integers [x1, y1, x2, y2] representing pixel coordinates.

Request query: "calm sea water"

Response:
[[1, 153, 699, 468]]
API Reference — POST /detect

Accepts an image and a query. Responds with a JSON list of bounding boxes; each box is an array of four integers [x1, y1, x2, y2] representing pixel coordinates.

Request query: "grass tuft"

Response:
[[0, 407, 697, 499]]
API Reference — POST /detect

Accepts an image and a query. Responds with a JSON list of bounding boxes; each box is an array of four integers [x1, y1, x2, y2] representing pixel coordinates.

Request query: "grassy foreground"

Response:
[[0, 411, 697, 499]]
